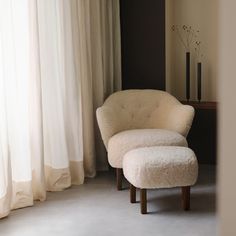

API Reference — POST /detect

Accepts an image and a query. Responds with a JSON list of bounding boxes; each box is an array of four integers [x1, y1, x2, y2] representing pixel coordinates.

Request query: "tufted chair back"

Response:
[[96, 90, 194, 149]]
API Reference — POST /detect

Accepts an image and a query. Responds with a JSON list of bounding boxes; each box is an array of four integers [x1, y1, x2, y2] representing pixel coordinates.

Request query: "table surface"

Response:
[[181, 101, 217, 110]]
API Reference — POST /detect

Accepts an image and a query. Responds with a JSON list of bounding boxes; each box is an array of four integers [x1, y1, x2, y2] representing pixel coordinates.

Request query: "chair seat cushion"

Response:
[[123, 146, 198, 189], [107, 129, 188, 168]]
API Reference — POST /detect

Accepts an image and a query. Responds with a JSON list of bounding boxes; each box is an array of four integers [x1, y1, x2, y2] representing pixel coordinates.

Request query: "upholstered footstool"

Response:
[[123, 146, 198, 214]]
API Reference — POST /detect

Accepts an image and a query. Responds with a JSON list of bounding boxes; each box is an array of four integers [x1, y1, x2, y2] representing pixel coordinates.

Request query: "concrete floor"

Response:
[[0, 165, 216, 236]]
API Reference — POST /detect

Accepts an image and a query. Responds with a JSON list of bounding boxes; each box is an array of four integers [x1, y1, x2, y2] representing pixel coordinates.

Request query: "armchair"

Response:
[[96, 90, 194, 190]]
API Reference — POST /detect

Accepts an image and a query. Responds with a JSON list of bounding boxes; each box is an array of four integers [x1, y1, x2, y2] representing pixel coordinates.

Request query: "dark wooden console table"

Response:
[[181, 101, 217, 164]]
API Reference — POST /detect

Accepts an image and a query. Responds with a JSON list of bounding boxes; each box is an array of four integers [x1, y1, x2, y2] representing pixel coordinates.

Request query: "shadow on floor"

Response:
[[145, 190, 215, 215]]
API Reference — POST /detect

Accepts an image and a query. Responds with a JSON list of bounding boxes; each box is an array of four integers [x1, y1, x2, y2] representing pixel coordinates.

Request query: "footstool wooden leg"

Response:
[[182, 186, 190, 211], [140, 189, 147, 214], [116, 168, 122, 191], [130, 184, 136, 203]]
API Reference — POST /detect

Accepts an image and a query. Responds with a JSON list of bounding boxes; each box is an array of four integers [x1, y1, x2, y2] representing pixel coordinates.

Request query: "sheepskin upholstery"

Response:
[[96, 90, 194, 149], [108, 129, 187, 168], [96, 90, 195, 168], [123, 146, 198, 189]]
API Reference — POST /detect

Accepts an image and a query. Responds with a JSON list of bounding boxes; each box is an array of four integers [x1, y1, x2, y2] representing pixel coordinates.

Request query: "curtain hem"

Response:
[[45, 160, 84, 191]]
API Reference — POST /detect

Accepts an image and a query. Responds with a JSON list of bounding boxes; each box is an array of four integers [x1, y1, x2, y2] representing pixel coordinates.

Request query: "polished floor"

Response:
[[0, 165, 216, 236]]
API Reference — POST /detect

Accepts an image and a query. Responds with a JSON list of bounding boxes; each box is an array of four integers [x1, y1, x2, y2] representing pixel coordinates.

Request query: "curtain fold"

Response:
[[0, 0, 121, 219]]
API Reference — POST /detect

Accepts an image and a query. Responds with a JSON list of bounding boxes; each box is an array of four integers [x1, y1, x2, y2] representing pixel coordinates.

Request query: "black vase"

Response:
[[186, 52, 190, 101], [197, 62, 202, 102]]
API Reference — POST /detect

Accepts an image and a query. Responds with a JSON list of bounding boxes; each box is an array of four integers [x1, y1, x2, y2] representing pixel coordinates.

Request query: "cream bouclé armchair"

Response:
[[96, 90, 195, 190]]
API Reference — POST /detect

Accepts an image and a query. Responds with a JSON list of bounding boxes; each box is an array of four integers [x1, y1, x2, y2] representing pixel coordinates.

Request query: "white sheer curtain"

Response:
[[0, 0, 121, 218]]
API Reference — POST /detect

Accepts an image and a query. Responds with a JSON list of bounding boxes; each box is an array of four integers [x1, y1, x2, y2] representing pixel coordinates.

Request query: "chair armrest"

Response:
[[167, 105, 195, 137], [96, 106, 123, 149]]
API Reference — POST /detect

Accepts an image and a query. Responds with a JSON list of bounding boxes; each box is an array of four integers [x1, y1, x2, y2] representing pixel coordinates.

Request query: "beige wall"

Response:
[[167, 1, 236, 234], [166, 0, 218, 101], [218, 0, 236, 235]]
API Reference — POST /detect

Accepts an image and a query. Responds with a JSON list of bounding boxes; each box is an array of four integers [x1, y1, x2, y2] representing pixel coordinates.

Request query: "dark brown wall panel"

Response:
[[120, 0, 166, 90]]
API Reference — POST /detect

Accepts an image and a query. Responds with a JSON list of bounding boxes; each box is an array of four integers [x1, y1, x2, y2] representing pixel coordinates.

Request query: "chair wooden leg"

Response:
[[140, 189, 147, 214], [116, 168, 122, 191], [182, 186, 190, 211], [130, 184, 136, 203]]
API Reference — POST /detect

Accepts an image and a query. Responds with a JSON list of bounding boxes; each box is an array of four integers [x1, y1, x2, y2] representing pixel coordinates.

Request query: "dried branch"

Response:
[[172, 24, 199, 52]]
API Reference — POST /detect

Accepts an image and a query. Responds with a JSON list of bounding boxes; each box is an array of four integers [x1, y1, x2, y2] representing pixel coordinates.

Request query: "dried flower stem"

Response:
[[172, 24, 203, 61], [195, 41, 203, 62], [175, 26, 188, 50], [172, 25, 199, 52]]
